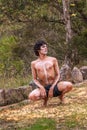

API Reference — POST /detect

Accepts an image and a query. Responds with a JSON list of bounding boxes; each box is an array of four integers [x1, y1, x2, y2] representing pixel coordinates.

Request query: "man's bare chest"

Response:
[[35, 61, 53, 71]]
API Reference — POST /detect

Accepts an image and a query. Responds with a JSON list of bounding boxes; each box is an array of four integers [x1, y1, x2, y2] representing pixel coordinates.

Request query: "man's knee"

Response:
[[67, 82, 73, 91], [29, 93, 40, 101], [28, 93, 33, 100]]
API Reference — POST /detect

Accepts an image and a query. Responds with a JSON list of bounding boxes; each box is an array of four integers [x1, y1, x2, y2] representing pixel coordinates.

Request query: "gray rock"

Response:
[[72, 67, 83, 83], [0, 86, 32, 106], [0, 89, 5, 106], [5, 88, 25, 105], [18, 86, 32, 98], [29, 81, 38, 90], [59, 64, 72, 81], [80, 66, 87, 80]]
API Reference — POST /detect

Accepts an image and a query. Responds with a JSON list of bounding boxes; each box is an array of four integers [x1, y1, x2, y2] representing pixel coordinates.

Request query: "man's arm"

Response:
[[31, 62, 43, 89], [51, 58, 60, 89], [31, 62, 46, 98], [48, 58, 60, 97]]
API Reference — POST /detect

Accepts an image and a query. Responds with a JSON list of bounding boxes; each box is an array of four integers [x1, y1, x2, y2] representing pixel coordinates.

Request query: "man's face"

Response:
[[39, 44, 48, 55]]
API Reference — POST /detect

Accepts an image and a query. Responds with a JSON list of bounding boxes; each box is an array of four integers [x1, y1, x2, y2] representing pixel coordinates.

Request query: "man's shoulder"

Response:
[[31, 59, 39, 65], [48, 56, 57, 60]]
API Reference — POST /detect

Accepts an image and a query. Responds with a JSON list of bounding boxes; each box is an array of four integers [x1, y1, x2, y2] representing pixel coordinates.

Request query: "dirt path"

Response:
[[0, 81, 87, 130]]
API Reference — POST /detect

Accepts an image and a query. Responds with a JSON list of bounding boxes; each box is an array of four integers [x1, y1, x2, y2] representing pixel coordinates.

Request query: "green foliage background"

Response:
[[0, 0, 87, 78]]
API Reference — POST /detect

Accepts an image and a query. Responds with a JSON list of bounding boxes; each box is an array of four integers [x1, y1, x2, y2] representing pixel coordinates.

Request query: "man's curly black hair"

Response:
[[34, 40, 47, 56]]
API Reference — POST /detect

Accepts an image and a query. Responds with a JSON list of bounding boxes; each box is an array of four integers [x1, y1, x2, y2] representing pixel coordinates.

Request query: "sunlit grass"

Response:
[[0, 75, 32, 89], [64, 112, 87, 129]]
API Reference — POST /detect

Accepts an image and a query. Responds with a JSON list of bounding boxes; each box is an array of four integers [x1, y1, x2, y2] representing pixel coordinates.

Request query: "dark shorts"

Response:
[[29, 81, 62, 97], [45, 84, 62, 97]]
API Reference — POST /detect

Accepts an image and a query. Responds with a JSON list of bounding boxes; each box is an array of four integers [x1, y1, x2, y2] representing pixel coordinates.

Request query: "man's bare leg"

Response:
[[29, 88, 48, 107], [58, 81, 73, 104], [29, 88, 41, 101]]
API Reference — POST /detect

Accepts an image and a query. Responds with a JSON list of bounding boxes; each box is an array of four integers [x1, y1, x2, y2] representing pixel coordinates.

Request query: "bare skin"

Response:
[[29, 44, 72, 106]]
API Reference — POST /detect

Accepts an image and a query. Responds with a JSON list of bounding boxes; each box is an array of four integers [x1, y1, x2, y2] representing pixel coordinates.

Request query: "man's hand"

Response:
[[48, 87, 54, 98], [40, 88, 46, 99]]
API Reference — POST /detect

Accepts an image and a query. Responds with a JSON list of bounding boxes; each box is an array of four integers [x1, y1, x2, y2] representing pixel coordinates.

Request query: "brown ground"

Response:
[[0, 81, 87, 130]]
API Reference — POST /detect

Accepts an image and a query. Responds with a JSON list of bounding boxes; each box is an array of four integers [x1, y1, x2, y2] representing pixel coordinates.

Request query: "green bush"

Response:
[[0, 35, 24, 77]]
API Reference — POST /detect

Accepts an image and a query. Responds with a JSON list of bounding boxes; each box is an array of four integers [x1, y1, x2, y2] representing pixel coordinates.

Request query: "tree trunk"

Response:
[[62, 0, 72, 43], [62, 0, 73, 66]]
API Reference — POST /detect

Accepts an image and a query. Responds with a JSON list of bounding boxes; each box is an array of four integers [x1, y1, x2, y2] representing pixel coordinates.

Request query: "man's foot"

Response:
[[43, 98, 48, 107], [58, 95, 66, 104], [59, 95, 68, 105], [59, 99, 67, 104]]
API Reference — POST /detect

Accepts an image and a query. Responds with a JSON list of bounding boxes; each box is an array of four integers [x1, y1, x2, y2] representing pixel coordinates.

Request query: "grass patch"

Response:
[[19, 118, 56, 130], [65, 115, 79, 128], [64, 112, 87, 129], [0, 75, 32, 89]]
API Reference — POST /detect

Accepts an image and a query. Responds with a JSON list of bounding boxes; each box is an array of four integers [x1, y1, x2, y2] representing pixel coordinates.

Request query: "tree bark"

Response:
[[62, 0, 72, 43], [62, 0, 73, 66]]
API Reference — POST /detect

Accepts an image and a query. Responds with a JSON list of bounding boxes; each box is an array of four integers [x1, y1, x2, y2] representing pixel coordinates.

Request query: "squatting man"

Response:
[[29, 40, 73, 106]]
